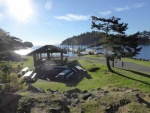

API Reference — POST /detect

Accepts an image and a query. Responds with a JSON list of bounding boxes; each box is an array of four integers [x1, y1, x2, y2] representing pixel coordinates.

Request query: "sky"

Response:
[[0, 0, 150, 46]]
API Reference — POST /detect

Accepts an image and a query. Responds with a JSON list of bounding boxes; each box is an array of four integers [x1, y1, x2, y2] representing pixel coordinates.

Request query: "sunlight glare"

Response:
[[15, 48, 32, 55], [6, 0, 33, 22]]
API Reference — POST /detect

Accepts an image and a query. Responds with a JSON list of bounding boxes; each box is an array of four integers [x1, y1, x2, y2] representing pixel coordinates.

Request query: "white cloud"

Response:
[[115, 6, 130, 12], [115, 3, 144, 12], [45, 0, 53, 10], [99, 11, 112, 16], [55, 14, 90, 21], [134, 3, 144, 8]]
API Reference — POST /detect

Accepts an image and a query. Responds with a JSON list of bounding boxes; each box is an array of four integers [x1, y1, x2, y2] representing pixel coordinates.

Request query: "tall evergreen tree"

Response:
[[91, 16, 141, 72]]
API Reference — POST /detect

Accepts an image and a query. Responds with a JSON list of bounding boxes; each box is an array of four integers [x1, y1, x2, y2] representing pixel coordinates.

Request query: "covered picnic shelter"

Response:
[[27, 45, 67, 67]]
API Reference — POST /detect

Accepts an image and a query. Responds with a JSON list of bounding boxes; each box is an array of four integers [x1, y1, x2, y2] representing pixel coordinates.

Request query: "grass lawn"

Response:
[[9, 55, 150, 113], [122, 58, 150, 67], [32, 58, 150, 93]]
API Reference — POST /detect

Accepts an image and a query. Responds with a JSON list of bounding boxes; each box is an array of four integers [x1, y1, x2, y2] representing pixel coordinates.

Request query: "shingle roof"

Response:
[[27, 45, 67, 55]]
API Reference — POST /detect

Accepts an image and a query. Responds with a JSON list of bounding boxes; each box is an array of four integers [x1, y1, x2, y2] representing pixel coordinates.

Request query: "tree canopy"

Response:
[[91, 16, 142, 72], [137, 31, 150, 45], [0, 28, 33, 61], [61, 30, 149, 46], [61, 31, 104, 45], [0, 28, 33, 52]]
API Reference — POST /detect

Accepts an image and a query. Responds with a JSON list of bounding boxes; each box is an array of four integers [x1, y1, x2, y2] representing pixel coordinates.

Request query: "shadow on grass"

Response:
[[136, 94, 150, 108], [121, 69, 150, 78], [112, 70, 150, 86], [63, 60, 92, 87]]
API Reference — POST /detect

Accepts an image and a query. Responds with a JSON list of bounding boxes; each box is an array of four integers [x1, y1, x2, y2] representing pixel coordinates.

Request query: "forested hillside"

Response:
[[61, 31, 150, 45], [0, 28, 33, 52], [138, 31, 150, 45], [61, 31, 104, 45]]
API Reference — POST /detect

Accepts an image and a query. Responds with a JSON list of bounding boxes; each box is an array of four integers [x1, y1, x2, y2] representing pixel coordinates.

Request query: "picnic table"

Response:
[[74, 65, 86, 72]]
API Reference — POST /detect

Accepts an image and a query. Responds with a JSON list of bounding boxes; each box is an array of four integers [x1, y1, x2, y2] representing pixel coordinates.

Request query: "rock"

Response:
[[71, 99, 80, 107], [18, 97, 37, 113], [71, 93, 78, 99], [51, 99, 70, 113], [74, 99, 80, 105], [66, 99, 72, 105], [91, 88, 97, 92], [82, 93, 92, 100], [104, 90, 109, 94], [64, 93, 71, 99], [82, 90, 88, 94], [47, 89, 60, 94], [28, 84, 45, 93], [81, 107, 85, 113], [97, 87, 103, 91], [0, 92, 21, 113], [86, 96, 94, 103], [65, 88, 81, 94], [49, 108, 61, 113]]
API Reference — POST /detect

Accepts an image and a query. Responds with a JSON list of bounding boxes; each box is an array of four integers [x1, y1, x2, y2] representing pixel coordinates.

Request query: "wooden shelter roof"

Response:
[[27, 45, 67, 55]]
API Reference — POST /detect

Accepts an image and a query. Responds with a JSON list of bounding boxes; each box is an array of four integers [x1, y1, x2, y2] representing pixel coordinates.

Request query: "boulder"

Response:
[[65, 88, 81, 94], [0, 92, 21, 113], [82, 93, 92, 100]]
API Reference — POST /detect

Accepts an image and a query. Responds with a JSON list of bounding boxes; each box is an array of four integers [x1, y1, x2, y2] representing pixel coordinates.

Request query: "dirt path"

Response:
[[68, 56, 150, 74]]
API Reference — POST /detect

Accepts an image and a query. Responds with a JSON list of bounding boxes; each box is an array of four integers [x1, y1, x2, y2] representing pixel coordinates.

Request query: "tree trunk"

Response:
[[112, 59, 114, 67], [106, 57, 113, 72]]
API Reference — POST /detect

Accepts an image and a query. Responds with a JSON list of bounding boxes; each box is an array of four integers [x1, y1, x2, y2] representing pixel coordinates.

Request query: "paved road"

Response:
[[68, 56, 150, 74]]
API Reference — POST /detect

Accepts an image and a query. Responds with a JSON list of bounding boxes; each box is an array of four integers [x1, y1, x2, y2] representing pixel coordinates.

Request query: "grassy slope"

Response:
[[84, 54, 150, 67], [33, 58, 150, 93], [122, 58, 150, 67], [16, 55, 150, 113]]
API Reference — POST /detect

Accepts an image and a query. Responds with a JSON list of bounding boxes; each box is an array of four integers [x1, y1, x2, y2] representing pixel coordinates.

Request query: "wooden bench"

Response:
[[56, 69, 71, 77], [21, 67, 29, 75], [56, 69, 74, 80], [31, 73, 37, 79], [72, 67, 78, 72], [65, 72, 74, 79], [31, 73, 37, 82], [22, 71, 33, 78], [74, 65, 86, 73]]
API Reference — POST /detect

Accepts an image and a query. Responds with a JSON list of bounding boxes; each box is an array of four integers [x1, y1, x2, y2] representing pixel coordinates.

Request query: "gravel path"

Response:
[[68, 56, 150, 73]]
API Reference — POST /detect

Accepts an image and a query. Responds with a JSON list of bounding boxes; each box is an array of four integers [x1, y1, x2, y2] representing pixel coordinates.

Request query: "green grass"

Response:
[[84, 54, 105, 59], [7, 56, 150, 113], [21, 56, 34, 68], [122, 58, 150, 67], [84, 54, 150, 67], [8, 56, 34, 71], [32, 59, 150, 93], [8, 54, 148, 93]]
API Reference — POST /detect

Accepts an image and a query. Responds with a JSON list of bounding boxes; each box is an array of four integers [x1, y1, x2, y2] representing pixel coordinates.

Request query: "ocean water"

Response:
[[135, 45, 150, 59], [15, 45, 150, 59]]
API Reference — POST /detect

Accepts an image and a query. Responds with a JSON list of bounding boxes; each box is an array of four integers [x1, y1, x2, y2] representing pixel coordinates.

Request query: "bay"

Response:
[[135, 45, 150, 59], [15, 45, 150, 60]]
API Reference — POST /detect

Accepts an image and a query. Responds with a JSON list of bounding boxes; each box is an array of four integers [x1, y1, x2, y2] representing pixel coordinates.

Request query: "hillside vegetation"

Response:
[[61, 31, 150, 45], [61, 31, 104, 45]]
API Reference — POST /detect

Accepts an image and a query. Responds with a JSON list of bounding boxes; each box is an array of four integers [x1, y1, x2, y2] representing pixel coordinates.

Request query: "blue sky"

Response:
[[0, 0, 150, 46]]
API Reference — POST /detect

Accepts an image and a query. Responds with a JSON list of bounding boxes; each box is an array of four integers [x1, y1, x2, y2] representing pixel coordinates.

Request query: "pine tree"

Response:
[[91, 16, 141, 72]]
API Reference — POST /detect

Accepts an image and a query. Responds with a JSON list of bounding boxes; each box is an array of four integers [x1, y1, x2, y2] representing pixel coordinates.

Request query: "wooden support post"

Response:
[[40, 53, 42, 59], [61, 52, 63, 65], [47, 52, 50, 60], [33, 54, 37, 67]]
